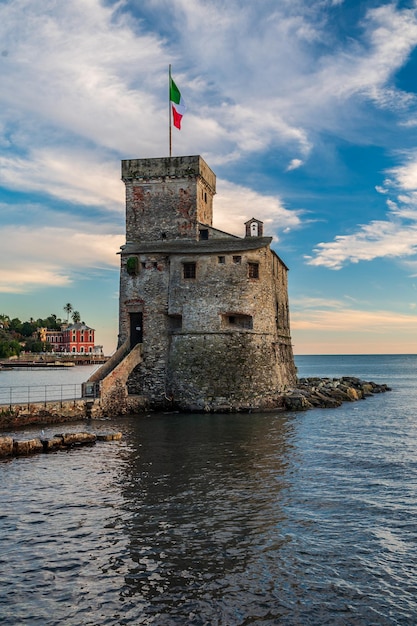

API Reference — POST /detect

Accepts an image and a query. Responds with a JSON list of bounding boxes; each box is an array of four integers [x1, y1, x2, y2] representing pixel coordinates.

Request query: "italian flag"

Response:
[[170, 76, 186, 129]]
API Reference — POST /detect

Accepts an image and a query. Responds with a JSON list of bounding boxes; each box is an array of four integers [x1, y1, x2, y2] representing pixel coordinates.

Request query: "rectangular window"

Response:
[[248, 262, 259, 279], [233, 255, 242, 264], [225, 314, 253, 329], [168, 315, 183, 331], [183, 262, 196, 279], [199, 229, 209, 240], [218, 256, 225, 264]]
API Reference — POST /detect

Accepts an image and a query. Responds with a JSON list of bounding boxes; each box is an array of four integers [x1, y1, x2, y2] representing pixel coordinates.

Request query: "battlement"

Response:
[[121, 155, 216, 194]]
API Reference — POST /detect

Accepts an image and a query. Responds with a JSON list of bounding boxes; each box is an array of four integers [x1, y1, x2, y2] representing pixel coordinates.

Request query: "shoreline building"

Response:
[[39, 322, 103, 355], [116, 155, 297, 411]]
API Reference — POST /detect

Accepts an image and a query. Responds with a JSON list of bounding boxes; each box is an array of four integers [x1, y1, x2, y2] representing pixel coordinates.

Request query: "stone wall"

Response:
[[168, 332, 293, 411], [123, 243, 296, 410], [0, 400, 89, 430]]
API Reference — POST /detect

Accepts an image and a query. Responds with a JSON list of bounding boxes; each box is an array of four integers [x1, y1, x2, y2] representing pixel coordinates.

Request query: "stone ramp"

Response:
[[83, 342, 147, 415]]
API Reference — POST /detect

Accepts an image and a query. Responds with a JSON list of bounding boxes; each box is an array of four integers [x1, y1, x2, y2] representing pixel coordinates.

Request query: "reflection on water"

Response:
[[1, 354, 417, 624], [119, 414, 295, 623]]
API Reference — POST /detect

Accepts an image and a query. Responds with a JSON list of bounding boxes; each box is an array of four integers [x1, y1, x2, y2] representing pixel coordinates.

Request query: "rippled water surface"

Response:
[[1, 355, 417, 625]]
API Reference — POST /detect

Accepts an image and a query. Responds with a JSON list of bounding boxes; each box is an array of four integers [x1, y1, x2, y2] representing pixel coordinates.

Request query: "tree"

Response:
[[0, 314, 10, 329], [9, 318, 22, 333], [63, 303, 73, 322], [0, 338, 21, 358], [72, 310, 81, 324], [21, 321, 37, 337], [24, 338, 51, 353]]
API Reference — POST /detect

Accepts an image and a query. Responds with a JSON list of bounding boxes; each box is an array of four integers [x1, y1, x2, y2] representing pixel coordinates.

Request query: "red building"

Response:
[[41, 322, 101, 354]]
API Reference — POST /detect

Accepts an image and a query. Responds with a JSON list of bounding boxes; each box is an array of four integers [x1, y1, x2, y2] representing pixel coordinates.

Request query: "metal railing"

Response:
[[0, 383, 86, 409]]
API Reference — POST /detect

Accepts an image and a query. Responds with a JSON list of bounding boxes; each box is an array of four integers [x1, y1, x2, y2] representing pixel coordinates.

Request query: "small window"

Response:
[[224, 314, 253, 329], [233, 255, 242, 264], [168, 315, 183, 331], [199, 229, 209, 240], [218, 256, 225, 264], [248, 262, 259, 279], [183, 262, 196, 279]]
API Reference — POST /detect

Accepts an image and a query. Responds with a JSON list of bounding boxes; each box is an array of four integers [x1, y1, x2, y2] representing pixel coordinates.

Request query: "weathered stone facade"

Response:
[[118, 155, 297, 411]]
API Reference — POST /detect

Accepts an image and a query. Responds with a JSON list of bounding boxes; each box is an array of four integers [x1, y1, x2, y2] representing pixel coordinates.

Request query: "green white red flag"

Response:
[[170, 76, 186, 129]]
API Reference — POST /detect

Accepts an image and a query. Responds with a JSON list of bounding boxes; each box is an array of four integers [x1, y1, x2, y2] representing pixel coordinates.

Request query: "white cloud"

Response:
[[307, 150, 417, 269], [291, 300, 417, 332], [0, 225, 123, 293], [286, 158, 303, 171], [1, 0, 417, 287], [1, 0, 416, 209], [0, 149, 124, 208], [214, 179, 302, 237], [306, 220, 417, 269]]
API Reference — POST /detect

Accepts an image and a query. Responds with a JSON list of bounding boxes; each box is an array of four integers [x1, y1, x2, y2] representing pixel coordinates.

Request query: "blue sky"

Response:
[[2, 0, 417, 354]]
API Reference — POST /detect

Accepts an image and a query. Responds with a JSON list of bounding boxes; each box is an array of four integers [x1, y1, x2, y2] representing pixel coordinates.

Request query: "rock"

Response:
[[41, 436, 64, 451], [0, 436, 13, 458], [360, 383, 374, 396], [284, 375, 391, 412], [56, 432, 97, 446], [310, 390, 342, 408], [345, 386, 362, 401], [284, 393, 312, 411], [13, 438, 43, 456], [96, 432, 123, 441]]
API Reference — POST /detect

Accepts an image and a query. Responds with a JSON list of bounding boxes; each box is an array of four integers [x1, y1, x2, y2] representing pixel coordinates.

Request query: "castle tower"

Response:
[[118, 155, 296, 412], [121, 155, 216, 242]]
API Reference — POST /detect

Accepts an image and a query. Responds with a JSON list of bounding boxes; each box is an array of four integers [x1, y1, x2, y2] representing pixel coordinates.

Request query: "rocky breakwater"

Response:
[[283, 376, 391, 411], [0, 431, 123, 459]]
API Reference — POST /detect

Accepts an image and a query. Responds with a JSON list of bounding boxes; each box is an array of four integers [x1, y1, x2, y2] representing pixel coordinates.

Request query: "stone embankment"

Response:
[[0, 431, 122, 459], [283, 376, 391, 411]]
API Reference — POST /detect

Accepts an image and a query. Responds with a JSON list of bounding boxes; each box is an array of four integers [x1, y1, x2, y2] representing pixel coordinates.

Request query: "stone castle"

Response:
[[114, 154, 297, 412]]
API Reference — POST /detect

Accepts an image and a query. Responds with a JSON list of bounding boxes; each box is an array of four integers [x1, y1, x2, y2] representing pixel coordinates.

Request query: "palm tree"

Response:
[[72, 310, 81, 324], [0, 314, 10, 329], [63, 303, 73, 322]]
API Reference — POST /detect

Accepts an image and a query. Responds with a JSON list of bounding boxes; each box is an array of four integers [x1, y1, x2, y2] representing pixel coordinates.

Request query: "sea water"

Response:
[[0, 364, 99, 404], [0, 354, 416, 625]]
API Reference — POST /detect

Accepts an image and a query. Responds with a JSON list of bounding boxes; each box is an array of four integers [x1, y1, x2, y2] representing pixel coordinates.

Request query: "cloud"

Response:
[[0, 149, 124, 209], [0, 225, 123, 293], [0, 0, 168, 155], [307, 150, 417, 269], [1, 0, 417, 209], [291, 299, 417, 333], [1, 0, 417, 286], [306, 221, 417, 269], [214, 179, 303, 237], [286, 158, 303, 171]]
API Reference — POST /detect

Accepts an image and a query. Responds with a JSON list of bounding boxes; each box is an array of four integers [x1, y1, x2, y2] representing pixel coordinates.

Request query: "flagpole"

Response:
[[169, 64, 172, 157]]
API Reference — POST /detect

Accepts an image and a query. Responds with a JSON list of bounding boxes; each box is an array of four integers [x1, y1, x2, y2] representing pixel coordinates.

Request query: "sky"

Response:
[[2, 0, 417, 355]]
